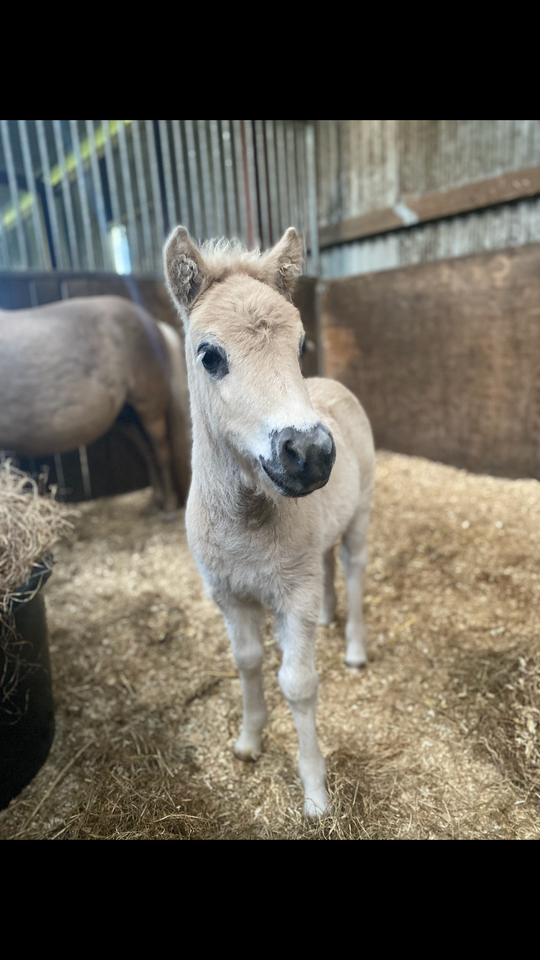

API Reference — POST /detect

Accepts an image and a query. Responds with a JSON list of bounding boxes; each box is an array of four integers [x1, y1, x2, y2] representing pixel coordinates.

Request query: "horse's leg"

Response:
[[220, 598, 267, 761], [340, 506, 370, 669], [139, 412, 178, 519], [318, 546, 337, 625], [276, 598, 331, 819], [116, 422, 164, 511]]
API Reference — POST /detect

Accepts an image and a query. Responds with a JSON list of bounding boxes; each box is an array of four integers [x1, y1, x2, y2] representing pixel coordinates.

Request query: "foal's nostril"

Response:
[[282, 439, 304, 471]]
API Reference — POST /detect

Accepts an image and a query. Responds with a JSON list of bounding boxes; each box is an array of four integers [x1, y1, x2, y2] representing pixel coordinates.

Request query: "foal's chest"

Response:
[[187, 496, 317, 608]]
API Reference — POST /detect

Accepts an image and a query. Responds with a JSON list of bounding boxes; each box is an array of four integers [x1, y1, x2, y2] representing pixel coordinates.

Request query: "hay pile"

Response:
[[0, 461, 75, 638], [0, 452, 539, 840]]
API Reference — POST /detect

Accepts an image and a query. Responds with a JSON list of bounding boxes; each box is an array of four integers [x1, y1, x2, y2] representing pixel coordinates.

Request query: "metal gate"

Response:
[[0, 120, 320, 277]]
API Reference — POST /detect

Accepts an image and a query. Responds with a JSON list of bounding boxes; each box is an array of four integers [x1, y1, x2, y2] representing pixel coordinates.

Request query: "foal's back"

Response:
[[306, 377, 375, 550]]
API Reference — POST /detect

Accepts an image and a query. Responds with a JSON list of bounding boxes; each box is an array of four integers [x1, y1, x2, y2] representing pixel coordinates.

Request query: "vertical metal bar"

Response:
[[254, 118, 271, 248], [36, 119, 64, 269], [208, 120, 226, 236], [102, 119, 122, 228], [305, 122, 320, 277], [158, 119, 177, 235], [18, 119, 46, 269], [262, 119, 274, 246], [179, 120, 196, 234], [132, 120, 153, 273], [295, 121, 308, 271], [145, 119, 165, 249], [85, 119, 113, 271], [184, 120, 204, 239], [52, 119, 80, 269], [78, 445, 92, 499], [229, 120, 244, 243], [251, 120, 265, 248], [0, 219, 9, 268], [193, 121, 208, 238], [116, 120, 140, 272], [276, 119, 291, 232], [199, 120, 216, 236], [0, 119, 28, 268], [69, 119, 95, 270], [240, 120, 255, 249], [216, 119, 231, 236], [171, 120, 191, 230], [285, 121, 299, 229], [272, 119, 284, 235]]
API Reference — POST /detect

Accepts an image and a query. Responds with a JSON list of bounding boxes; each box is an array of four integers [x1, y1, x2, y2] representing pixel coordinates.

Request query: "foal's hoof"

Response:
[[345, 658, 367, 672], [318, 611, 336, 626], [234, 731, 262, 762], [304, 790, 333, 819]]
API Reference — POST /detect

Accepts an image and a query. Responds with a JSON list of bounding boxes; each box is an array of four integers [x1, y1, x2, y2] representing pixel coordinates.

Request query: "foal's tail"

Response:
[[157, 321, 192, 505]]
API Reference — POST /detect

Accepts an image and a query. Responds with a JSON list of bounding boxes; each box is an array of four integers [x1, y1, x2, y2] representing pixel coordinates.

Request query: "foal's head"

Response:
[[164, 227, 335, 499]]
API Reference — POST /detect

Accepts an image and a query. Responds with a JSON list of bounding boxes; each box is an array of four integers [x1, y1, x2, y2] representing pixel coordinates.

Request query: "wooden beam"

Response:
[[319, 165, 540, 248]]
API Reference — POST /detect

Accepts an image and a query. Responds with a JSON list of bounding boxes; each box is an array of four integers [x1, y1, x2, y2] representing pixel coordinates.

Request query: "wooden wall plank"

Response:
[[319, 165, 540, 249]]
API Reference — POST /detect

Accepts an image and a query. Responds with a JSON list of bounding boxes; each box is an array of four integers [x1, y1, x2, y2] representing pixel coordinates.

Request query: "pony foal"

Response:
[[165, 226, 375, 817]]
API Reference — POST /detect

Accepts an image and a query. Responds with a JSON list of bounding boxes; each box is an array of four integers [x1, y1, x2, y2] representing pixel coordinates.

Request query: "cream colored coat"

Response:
[[165, 226, 375, 818]]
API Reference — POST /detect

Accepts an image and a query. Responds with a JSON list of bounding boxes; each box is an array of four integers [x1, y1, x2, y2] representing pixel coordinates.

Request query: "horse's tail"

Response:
[[157, 321, 192, 505]]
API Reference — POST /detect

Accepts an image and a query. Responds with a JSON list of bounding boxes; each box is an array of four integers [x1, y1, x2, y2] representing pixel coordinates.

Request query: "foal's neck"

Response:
[[191, 406, 275, 527]]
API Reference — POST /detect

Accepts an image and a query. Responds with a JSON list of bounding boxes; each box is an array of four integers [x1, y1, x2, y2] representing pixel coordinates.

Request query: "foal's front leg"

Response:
[[220, 598, 267, 761], [276, 598, 331, 819]]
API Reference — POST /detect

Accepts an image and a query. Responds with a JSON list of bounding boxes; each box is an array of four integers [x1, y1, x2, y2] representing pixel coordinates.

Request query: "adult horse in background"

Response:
[[0, 296, 190, 515]]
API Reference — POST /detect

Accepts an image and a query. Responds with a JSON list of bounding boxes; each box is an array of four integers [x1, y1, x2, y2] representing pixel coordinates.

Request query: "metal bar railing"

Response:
[[1, 119, 28, 268], [0, 119, 318, 276], [17, 120, 46, 269]]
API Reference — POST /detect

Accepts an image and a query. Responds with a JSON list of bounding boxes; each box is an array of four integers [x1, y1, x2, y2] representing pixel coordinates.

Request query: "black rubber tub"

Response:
[[0, 558, 55, 810]]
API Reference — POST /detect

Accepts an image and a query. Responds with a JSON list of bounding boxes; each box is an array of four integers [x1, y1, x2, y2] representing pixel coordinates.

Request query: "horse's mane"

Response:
[[199, 237, 263, 268]]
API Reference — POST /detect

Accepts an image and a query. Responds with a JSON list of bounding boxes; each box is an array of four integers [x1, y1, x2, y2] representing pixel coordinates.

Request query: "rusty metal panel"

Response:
[[321, 243, 540, 479]]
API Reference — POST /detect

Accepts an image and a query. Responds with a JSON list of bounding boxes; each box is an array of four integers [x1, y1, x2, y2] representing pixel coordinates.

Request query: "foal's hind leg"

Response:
[[318, 547, 337, 625], [220, 598, 267, 761], [340, 507, 370, 669]]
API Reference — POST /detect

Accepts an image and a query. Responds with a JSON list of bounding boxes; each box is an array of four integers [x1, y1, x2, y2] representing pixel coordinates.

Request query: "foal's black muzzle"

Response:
[[260, 422, 336, 497]]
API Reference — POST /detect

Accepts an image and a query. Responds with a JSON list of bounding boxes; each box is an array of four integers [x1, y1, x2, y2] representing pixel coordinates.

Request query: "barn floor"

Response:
[[1, 451, 540, 840]]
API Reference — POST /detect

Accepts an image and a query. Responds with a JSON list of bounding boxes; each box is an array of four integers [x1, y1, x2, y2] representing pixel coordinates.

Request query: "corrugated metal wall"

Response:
[[0, 120, 318, 277], [2, 120, 539, 284], [318, 120, 540, 278]]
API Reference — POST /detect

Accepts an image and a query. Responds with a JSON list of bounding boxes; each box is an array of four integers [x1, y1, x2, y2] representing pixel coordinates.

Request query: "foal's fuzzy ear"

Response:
[[262, 228, 304, 300], [164, 226, 208, 315]]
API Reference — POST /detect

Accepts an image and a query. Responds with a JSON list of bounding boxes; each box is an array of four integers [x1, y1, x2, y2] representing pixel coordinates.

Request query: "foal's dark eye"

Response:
[[300, 337, 306, 357], [198, 343, 229, 379]]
